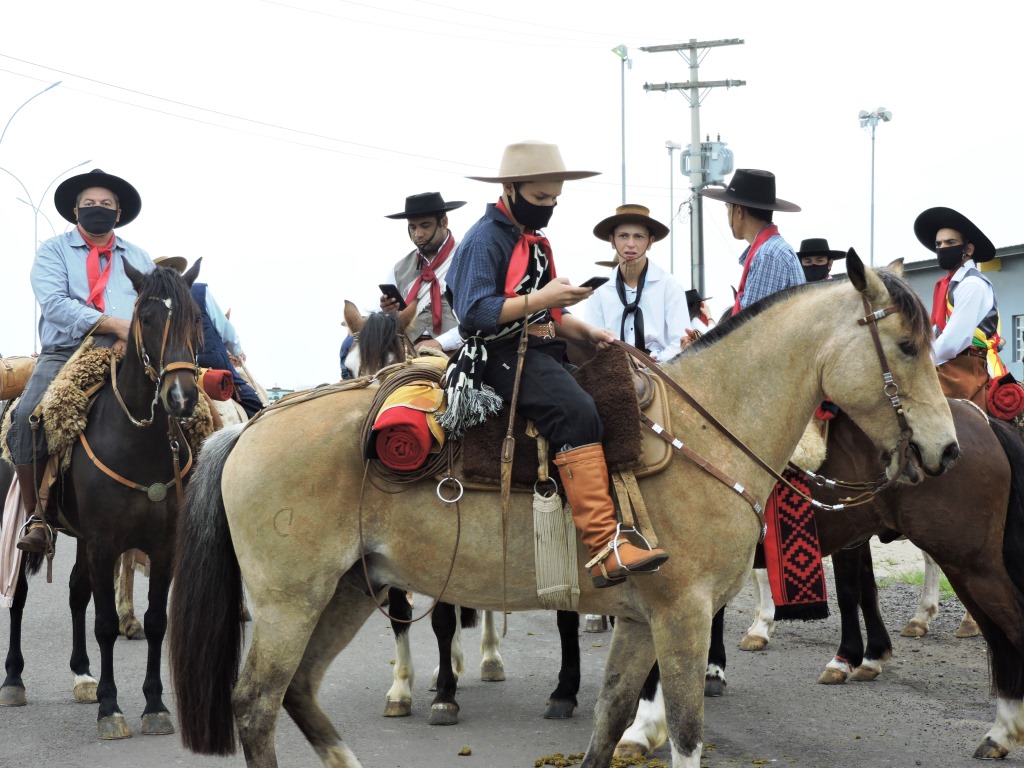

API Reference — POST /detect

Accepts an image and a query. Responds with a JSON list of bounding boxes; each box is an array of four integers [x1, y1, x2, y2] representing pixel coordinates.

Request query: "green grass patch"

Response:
[[876, 567, 955, 600]]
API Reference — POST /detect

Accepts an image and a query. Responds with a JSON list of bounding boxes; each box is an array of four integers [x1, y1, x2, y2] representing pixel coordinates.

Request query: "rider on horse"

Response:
[[441, 140, 668, 589], [5, 169, 153, 555]]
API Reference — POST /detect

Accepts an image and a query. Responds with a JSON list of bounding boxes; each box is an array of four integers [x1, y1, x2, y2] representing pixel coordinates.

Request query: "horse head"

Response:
[[122, 259, 203, 420], [342, 299, 418, 378]]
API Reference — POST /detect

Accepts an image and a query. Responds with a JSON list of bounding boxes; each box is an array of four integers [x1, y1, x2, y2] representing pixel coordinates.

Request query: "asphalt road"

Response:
[[0, 538, 1014, 768]]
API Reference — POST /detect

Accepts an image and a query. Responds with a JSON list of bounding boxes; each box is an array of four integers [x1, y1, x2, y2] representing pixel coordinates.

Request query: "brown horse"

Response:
[[168, 256, 959, 768]]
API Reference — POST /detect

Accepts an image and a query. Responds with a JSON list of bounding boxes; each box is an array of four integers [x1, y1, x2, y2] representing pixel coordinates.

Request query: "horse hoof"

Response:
[[98, 714, 132, 740], [383, 699, 412, 717], [141, 711, 175, 735], [973, 737, 1009, 759], [899, 620, 928, 638], [583, 615, 609, 633], [613, 741, 648, 759], [73, 676, 98, 703], [738, 634, 768, 651], [0, 685, 27, 707], [480, 660, 506, 682], [120, 618, 145, 640], [956, 619, 982, 638], [428, 703, 459, 726], [704, 677, 727, 697], [849, 665, 881, 682], [818, 667, 848, 685], [543, 699, 576, 719]]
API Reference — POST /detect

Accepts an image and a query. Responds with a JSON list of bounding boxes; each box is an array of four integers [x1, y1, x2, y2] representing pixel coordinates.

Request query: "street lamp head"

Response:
[[879, 109, 893, 122], [858, 109, 870, 120], [665, 140, 681, 150], [612, 44, 628, 59]]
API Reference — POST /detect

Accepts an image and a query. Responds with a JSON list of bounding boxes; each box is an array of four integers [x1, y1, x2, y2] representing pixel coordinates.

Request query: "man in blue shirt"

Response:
[[6, 169, 153, 554], [700, 169, 804, 315]]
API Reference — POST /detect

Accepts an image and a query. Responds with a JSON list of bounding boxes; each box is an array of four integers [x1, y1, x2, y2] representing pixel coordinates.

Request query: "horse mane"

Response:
[[686, 267, 932, 355], [357, 312, 405, 375], [138, 266, 204, 348]]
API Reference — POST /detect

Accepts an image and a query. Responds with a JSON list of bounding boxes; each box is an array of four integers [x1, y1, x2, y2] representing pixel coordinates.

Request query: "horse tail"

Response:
[[460, 606, 480, 630], [169, 424, 246, 755]]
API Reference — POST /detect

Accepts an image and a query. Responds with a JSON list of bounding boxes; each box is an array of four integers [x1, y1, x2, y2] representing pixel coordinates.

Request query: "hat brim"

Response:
[[699, 186, 801, 213], [593, 213, 670, 242], [594, 260, 618, 268], [797, 250, 846, 260], [913, 207, 995, 263], [153, 256, 188, 273], [54, 170, 142, 228], [466, 170, 600, 183], [384, 201, 466, 219]]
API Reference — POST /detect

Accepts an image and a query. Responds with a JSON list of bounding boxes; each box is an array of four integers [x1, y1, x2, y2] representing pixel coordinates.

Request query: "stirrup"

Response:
[[584, 524, 663, 575], [17, 516, 56, 553]]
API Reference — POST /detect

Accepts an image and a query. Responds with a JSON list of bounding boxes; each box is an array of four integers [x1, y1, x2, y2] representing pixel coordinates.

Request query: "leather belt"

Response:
[[526, 321, 556, 339], [957, 347, 987, 359]]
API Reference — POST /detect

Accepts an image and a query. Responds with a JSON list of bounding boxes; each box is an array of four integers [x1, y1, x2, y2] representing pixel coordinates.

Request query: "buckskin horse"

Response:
[[169, 256, 959, 768], [1, 261, 204, 740]]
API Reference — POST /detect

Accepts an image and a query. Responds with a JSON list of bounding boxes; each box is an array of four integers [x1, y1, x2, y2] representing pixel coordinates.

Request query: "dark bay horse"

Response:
[[0, 261, 203, 739], [169, 260, 959, 768]]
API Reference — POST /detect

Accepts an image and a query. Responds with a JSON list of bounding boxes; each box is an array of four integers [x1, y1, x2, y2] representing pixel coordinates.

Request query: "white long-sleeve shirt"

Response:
[[931, 260, 995, 366]]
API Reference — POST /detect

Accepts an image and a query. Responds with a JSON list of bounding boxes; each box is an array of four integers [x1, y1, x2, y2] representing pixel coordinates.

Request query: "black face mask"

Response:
[[936, 245, 966, 271], [77, 206, 118, 235], [509, 187, 556, 230], [801, 264, 830, 283]]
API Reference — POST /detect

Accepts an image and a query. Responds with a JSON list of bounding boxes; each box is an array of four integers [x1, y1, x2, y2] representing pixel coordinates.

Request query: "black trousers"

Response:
[[483, 336, 602, 452]]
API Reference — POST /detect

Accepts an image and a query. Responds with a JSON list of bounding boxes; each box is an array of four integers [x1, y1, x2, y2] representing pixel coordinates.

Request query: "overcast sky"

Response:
[[1, 0, 1020, 389]]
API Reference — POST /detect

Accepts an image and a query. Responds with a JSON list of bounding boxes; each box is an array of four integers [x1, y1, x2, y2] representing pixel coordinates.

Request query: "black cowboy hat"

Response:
[[699, 169, 801, 213], [684, 289, 712, 307], [54, 168, 142, 228], [592, 203, 670, 241], [796, 238, 846, 260], [913, 207, 995, 263], [385, 192, 466, 220]]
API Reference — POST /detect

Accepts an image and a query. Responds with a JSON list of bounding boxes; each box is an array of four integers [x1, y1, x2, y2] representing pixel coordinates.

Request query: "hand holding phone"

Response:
[[379, 284, 408, 311], [579, 276, 610, 290]]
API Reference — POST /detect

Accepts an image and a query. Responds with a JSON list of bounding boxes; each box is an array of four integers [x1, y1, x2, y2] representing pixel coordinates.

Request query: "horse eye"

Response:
[[899, 340, 917, 356]]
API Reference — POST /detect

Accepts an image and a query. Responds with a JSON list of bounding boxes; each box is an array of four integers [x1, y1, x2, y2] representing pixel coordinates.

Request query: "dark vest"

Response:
[[191, 283, 233, 370], [950, 267, 999, 344]]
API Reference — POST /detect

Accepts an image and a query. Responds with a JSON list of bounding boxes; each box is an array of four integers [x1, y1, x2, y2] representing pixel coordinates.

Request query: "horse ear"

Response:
[[398, 299, 419, 334], [343, 300, 365, 333], [847, 248, 889, 305], [846, 249, 867, 292], [182, 257, 202, 287], [886, 257, 905, 277], [125, 261, 145, 293]]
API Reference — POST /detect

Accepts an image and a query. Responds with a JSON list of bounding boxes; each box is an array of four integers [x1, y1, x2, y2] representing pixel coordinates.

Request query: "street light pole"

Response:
[[858, 107, 892, 267], [0, 81, 62, 148], [665, 141, 681, 274], [612, 45, 631, 204]]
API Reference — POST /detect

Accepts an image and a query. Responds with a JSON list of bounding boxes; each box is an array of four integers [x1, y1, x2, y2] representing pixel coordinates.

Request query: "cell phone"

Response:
[[579, 276, 610, 290], [379, 284, 408, 311]]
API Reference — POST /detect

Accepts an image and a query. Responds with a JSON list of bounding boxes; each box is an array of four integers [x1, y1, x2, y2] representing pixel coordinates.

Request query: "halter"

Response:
[[112, 295, 199, 428]]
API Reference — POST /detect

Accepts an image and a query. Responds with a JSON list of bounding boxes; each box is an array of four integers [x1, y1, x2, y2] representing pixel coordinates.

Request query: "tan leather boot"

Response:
[[14, 463, 54, 555], [554, 443, 668, 588]]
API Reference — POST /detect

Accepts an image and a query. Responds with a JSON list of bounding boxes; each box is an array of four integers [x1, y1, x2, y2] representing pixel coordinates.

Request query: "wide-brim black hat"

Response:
[[913, 207, 995, 263], [700, 168, 800, 212], [593, 203, 670, 241], [385, 191, 466, 220], [54, 168, 141, 228], [797, 238, 846, 260], [684, 289, 712, 307]]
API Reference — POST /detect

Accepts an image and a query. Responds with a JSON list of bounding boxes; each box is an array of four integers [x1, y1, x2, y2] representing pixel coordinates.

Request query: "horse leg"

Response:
[[138, 553, 174, 735], [283, 578, 377, 768], [69, 540, 98, 703], [115, 550, 144, 640], [478, 610, 505, 682], [583, 613, 609, 633], [738, 568, 774, 650], [429, 602, 462, 690], [428, 602, 460, 725], [705, 606, 727, 696], [89, 551, 131, 739], [615, 663, 667, 758], [820, 544, 867, 684], [900, 549, 940, 638], [850, 543, 893, 681], [956, 609, 981, 638], [383, 587, 414, 717], [0, 559, 29, 707], [543, 610, 579, 719]]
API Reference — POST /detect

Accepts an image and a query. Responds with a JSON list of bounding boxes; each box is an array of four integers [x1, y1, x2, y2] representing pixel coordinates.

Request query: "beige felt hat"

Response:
[[467, 140, 600, 183], [153, 256, 188, 273], [593, 204, 669, 241]]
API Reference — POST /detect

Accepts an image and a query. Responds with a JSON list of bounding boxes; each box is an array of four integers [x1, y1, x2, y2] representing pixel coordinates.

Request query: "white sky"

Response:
[[1, 0, 1021, 389]]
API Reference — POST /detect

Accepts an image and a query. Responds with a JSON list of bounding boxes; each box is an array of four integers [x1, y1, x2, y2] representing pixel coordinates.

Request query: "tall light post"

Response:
[[611, 45, 631, 204], [0, 81, 62, 148], [858, 107, 892, 267], [665, 140, 681, 274]]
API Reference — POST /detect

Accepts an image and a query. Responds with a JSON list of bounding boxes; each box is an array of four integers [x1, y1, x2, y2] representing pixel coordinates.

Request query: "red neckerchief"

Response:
[[731, 224, 780, 316], [405, 233, 456, 335], [930, 270, 957, 332], [699, 312, 713, 326], [496, 199, 562, 323], [81, 227, 115, 313]]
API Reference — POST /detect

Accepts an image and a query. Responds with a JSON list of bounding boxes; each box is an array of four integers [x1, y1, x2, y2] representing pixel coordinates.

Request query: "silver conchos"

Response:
[[147, 483, 168, 502]]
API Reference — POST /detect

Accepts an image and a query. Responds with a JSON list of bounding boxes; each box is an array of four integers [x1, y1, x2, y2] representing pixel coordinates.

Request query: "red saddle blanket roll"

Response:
[[371, 406, 433, 471], [202, 369, 234, 401], [988, 373, 1024, 421]]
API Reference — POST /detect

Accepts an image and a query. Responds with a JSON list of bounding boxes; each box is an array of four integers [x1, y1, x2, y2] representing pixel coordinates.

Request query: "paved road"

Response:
[[0, 538, 1010, 768]]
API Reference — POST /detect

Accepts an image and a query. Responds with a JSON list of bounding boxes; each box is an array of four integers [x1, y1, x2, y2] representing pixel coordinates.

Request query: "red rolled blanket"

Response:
[[372, 406, 433, 471], [202, 369, 234, 401], [988, 373, 1024, 421]]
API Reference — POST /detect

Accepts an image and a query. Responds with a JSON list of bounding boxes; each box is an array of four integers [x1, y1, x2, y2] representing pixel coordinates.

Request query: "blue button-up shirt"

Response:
[[737, 228, 805, 309], [31, 228, 154, 349]]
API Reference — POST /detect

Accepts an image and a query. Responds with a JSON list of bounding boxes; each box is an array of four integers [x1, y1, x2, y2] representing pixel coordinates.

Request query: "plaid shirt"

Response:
[[737, 228, 805, 309]]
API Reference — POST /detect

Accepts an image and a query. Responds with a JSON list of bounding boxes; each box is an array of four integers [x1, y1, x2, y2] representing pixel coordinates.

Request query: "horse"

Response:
[[615, 400, 1024, 761], [168, 257, 959, 768], [1, 261, 204, 740]]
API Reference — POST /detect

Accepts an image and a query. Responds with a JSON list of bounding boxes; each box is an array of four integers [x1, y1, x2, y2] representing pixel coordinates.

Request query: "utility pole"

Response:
[[642, 38, 744, 295]]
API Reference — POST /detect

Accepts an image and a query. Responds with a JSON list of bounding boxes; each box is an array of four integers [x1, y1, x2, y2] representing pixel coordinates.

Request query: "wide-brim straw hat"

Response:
[[913, 207, 995, 263], [55, 168, 142, 227], [593, 204, 670, 241], [153, 256, 188, 273], [796, 238, 846, 260], [385, 192, 466, 220], [467, 140, 600, 183], [699, 168, 800, 213]]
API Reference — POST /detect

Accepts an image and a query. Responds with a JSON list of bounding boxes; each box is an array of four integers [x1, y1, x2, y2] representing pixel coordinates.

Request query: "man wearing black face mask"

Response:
[[914, 206, 999, 411], [796, 238, 846, 283], [442, 140, 669, 588], [5, 168, 153, 554]]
